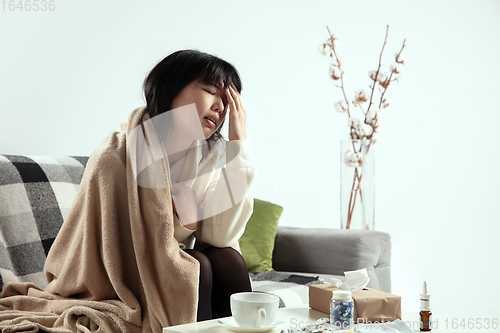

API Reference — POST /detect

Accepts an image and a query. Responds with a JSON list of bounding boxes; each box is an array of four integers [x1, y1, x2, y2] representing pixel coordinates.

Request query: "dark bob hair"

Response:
[[142, 49, 242, 146]]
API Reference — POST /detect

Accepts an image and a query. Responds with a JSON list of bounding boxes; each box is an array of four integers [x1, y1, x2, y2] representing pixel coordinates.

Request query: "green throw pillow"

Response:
[[238, 198, 283, 273]]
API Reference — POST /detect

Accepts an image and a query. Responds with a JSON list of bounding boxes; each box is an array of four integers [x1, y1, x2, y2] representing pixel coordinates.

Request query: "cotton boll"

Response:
[[395, 52, 408, 65], [355, 126, 363, 138], [382, 96, 391, 108], [351, 153, 362, 167], [357, 124, 373, 137], [371, 132, 379, 143], [353, 89, 369, 105], [344, 150, 353, 165], [363, 138, 371, 146], [332, 38, 340, 49], [369, 70, 381, 81], [379, 79, 390, 89], [368, 70, 375, 80], [348, 117, 361, 128], [377, 72, 388, 85], [389, 63, 404, 74], [335, 100, 348, 113], [323, 43, 332, 56], [351, 153, 360, 163], [329, 67, 342, 80], [363, 124, 373, 136], [366, 108, 378, 124], [355, 126, 364, 138], [318, 41, 332, 56], [369, 70, 387, 82]]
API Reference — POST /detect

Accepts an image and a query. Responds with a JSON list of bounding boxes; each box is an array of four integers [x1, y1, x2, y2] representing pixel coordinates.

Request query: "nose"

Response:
[[212, 97, 225, 113]]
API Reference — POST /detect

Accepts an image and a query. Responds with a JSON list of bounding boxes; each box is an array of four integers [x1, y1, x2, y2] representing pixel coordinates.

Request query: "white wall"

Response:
[[2, 0, 499, 321]]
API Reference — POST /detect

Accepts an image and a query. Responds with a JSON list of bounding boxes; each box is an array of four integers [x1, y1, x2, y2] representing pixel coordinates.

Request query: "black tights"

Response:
[[183, 245, 252, 321]]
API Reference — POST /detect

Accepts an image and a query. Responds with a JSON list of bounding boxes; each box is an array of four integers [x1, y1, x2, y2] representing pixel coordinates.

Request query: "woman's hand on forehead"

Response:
[[225, 82, 247, 141]]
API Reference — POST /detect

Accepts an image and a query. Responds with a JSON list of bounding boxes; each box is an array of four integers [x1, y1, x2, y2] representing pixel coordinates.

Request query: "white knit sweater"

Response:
[[169, 139, 256, 251]]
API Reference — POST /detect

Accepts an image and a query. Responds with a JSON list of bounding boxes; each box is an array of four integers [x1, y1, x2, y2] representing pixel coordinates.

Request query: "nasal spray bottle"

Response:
[[420, 281, 432, 331]]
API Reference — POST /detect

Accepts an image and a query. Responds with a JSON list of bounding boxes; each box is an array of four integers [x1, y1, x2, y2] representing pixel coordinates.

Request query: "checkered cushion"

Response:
[[0, 155, 88, 290]]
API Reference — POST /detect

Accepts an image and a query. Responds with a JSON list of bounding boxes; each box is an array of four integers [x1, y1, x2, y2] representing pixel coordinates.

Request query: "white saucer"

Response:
[[217, 317, 285, 332]]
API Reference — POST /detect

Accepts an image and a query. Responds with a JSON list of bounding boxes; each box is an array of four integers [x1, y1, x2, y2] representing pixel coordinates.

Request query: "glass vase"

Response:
[[340, 139, 375, 230]]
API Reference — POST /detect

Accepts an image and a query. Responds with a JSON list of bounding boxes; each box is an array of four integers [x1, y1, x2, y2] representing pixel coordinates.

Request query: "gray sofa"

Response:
[[0, 154, 391, 307], [271, 227, 391, 293]]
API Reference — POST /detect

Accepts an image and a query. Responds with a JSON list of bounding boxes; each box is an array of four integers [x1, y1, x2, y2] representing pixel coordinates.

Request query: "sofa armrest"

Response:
[[271, 226, 392, 292]]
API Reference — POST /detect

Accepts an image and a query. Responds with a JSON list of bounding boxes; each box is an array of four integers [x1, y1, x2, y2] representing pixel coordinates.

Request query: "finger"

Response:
[[225, 86, 237, 112], [228, 85, 242, 111], [229, 84, 241, 110], [230, 85, 246, 117]]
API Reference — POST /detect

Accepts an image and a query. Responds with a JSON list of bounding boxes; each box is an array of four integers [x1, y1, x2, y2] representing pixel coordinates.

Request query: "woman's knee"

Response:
[[203, 246, 248, 269], [183, 249, 212, 272]]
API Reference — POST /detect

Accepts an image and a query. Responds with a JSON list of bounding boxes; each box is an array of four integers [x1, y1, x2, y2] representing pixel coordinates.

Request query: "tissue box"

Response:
[[309, 284, 402, 322]]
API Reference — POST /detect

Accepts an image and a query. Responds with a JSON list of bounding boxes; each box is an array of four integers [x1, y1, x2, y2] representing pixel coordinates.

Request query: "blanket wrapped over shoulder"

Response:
[[0, 106, 200, 332]]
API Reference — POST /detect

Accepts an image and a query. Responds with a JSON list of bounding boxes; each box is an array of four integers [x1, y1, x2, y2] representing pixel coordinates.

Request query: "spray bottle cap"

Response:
[[419, 281, 431, 311]]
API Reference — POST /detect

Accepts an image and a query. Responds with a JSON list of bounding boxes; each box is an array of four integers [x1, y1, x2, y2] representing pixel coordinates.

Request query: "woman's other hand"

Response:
[[171, 182, 199, 230], [225, 83, 247, 141]]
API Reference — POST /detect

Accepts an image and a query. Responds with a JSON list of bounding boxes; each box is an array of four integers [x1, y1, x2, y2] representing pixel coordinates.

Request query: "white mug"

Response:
[[230, 292, 280, 328]]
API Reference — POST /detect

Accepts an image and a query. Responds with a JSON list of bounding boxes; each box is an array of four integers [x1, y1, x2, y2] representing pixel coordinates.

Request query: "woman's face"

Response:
[[171, 79, 228, 139]]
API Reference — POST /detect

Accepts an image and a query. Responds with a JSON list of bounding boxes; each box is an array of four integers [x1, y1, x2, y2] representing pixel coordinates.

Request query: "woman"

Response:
[[0, 49, 255, 332], [140, 49, 255, 321]]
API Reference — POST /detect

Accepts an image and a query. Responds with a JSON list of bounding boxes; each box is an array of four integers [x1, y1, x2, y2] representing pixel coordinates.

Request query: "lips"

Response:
[[204, 115, 218, 126], [204, 117, 216, 128]]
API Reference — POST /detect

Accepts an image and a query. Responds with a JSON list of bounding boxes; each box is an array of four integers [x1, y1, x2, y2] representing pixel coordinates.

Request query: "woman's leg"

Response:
[[202, 246, 252, 319], [183, 249, 213, 321]]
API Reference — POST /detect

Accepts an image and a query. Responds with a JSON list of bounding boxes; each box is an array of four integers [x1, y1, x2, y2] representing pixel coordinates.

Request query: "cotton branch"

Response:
[[366, 25, 389, 115], [326, 26, 351, 118]]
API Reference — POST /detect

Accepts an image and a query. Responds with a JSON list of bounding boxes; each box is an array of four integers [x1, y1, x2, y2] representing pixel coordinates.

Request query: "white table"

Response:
[[162, 306, 327, 333], [396, 312, 483, 333], [162, 307, 477, 333]]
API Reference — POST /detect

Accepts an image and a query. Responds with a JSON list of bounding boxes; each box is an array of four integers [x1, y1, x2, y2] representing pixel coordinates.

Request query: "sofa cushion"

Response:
[[238, 198, 283, 273], [0, 155, 88, 290]]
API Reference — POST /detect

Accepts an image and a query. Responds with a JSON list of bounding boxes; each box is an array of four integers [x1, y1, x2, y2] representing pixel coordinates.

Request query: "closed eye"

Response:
[[204, 89, 216, 95]]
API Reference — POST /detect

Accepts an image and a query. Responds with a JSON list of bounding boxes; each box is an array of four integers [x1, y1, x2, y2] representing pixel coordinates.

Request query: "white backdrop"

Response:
[[2, 0, 499, 322]]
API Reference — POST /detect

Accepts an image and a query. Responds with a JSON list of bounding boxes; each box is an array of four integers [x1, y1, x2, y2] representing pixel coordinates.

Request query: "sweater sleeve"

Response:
[[173, 211, 197, 244], [194, 139, 256, 248]]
